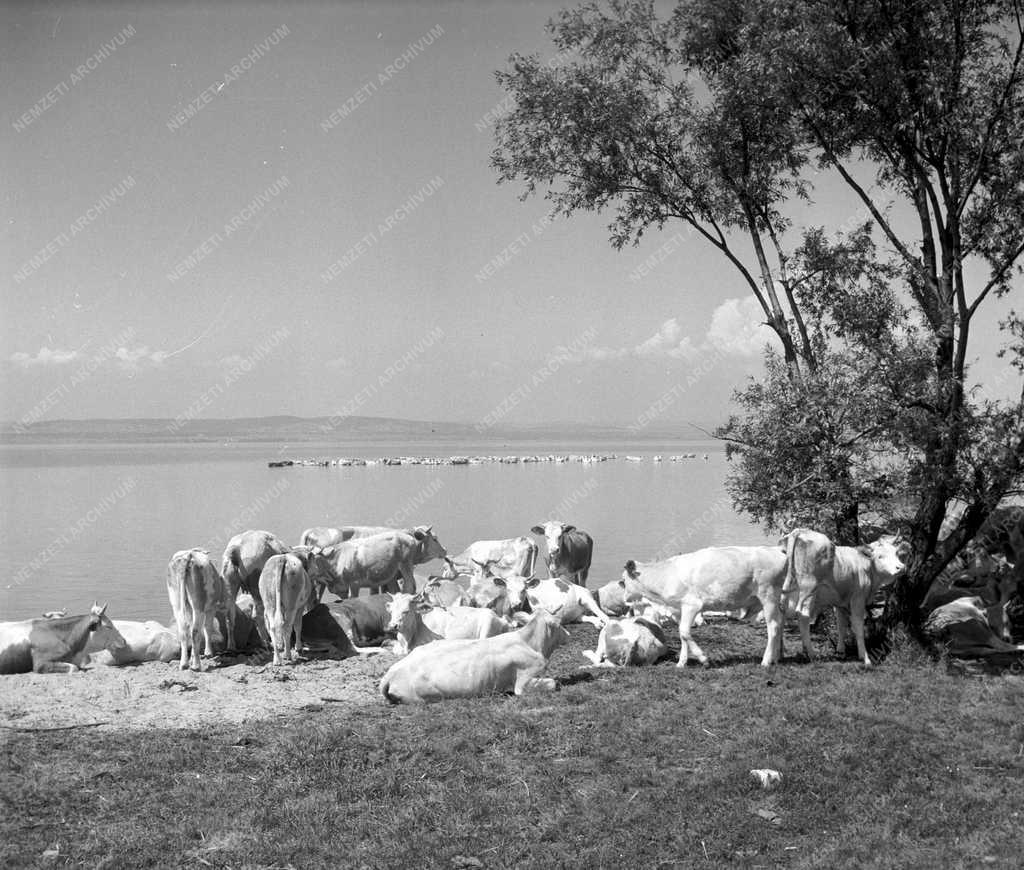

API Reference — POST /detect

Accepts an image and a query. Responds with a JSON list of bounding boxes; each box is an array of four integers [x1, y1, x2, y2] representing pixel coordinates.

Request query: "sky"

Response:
[[2, 0, 1020, 430]]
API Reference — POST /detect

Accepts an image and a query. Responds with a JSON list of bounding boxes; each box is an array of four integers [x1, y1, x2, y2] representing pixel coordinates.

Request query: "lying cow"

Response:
[[924, 596, 1024, 658], [221, 530, 291, 649], [379, 609, 570, 704], [297, 604, 380, 659], [168, 548, 229, 671], [0, 603, 126, 674], [531, 521, 593, 585], [924, 546, 1019, 642], [781, 529, 905, 665], [621, 545, 789, 667], [312, 527, 447, 598], [524, 576, 608, 626], [464, 566, 530, 617], [330, 594, 394, 646], [87, 620, 181, 666], [259, 552, 320, 666], [420, 577, 472, 609], [594, 580, 682, 627], [442, 536, 538, 580], [386, 592, 516, 656], [581, 616, 668, 667]]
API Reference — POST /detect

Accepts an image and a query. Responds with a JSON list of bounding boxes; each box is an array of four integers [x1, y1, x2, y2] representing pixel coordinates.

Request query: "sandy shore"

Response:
[[0, 650, 396, 733]]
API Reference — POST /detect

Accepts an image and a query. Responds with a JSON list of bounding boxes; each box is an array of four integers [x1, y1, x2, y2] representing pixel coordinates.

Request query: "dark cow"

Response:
[[0, 604, 126, 674], [531, 521, 593, 585], [330, 594, 395, 646]]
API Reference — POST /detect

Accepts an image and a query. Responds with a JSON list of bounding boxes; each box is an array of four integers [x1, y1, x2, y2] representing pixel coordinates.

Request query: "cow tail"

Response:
[[781, 533, 798, 595], [181, 550, 196, 641]]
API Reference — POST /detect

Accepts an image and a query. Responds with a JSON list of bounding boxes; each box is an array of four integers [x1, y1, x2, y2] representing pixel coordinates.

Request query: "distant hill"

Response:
[[0, 415, 720, 444]]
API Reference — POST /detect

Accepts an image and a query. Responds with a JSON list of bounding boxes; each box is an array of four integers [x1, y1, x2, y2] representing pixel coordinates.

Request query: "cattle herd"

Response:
[[1, 513, 1021, 703]]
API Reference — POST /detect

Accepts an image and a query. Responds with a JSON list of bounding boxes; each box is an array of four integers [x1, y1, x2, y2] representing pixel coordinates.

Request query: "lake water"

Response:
[[0, 439, 768, 621]]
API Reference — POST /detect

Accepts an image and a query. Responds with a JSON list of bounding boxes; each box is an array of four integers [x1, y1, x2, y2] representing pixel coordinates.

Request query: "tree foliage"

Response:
[[492, 0, 1024, 633]]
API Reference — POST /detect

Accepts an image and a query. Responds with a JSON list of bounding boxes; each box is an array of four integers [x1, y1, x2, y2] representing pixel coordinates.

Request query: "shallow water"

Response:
[[0, 439, 767, 621]]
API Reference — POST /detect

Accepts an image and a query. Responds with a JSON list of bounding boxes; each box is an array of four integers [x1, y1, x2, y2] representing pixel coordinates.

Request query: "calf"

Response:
[[581, 616, 668, 667], [420, 576, 472, 609], [386, 592, 516, 656], [258, 553, 319, 666], [531, 521, 593, 585], [524, 576, 608, 626], [379, 609, 570, 704], [0, 604, 126, 674], [781, 529, 905, 665], [167, 548, 229, 671], [464, 565, 531, 617]]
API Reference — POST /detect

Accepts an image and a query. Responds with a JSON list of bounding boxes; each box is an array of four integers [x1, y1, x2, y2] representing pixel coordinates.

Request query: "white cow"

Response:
[[258, 552, 320, 665], [386, 592, 516, 656], [442, 536, 539, 580], [86, 620, 181, 666], [167, 548, 228, 671], [620, 545, 789, 667], [781, 529, 905, 665], [311, 527, 447, 598], [221, 530, 291, 649], [581, 616, 668, 667], [524, 576, 609, 626], [463, 568, 531, 617], [379, 610, 570, 703]]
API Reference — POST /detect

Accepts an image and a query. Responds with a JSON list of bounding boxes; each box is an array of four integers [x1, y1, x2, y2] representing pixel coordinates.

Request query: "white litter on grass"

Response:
[[750, 768, 783, 789]]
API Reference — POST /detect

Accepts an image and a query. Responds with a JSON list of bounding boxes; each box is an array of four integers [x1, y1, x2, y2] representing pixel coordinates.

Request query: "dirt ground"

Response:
[[0, 648, 398, 733]]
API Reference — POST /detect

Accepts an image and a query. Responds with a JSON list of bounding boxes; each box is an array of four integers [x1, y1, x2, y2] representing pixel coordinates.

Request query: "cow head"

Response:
[[863, 536, 906, 588], [618, 560, 645, 603], [303, 547, 347, 598], [413, 526, 447, 562], [89, 602, 127, 653], [531, 521, 574, 571], [386, 592, 431, 633]]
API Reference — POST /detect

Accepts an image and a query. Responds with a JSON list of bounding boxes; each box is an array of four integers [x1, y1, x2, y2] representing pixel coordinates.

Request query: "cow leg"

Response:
[[577, 587, 610, 626], [35, 661, 78, 674], [514, 663, 558, 694], [176, 614, 191, 670], [189, 619, 204, 671], [202, 617, 216, 658], [797, 614, 815, 661], [760, 599, 783, 667], [676, 604, 707, 667], [397, 563, 416, 595], [252, 599, 272, 648], [225, 577, 241, 651], [849, 607, 871, 666], [835, 607, 850, 658], [291, 617, 303, 662]]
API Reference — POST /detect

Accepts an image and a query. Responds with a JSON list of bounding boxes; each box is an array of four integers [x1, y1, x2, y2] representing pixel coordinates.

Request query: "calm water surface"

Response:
[[0, 439, 767, 621]]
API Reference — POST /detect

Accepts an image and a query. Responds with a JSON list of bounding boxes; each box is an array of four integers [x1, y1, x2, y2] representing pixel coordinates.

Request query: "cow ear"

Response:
[[530, 525, 544, 535], [564, 525, 576, 533], [624, 560, 636, 574], [526, 577, 541, 588], [99, 602, 108, 616], [415, 601, 432, 613], [492, 577, 507, 588], [414, 529, 426, 541], [857, 544, 873, 557]]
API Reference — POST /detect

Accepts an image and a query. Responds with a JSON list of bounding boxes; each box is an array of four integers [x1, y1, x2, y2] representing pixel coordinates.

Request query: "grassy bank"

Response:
[[3, 622, 1022, 869]]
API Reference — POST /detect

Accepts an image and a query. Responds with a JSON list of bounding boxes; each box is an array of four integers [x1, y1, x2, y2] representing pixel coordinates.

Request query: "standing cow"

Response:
[[620, 545, 789, 667], [312, 527, 447, 598], [168, 548, 228, 671], [258, 552, 321, 665], [531, 521, 593, 585], [220, 530, 291, 650], [781, 529, 905, 665], [442, 536, 539, 580]]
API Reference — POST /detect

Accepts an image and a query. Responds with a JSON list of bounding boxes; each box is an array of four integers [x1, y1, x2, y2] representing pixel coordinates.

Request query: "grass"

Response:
[[3, 620, 1023, 869]]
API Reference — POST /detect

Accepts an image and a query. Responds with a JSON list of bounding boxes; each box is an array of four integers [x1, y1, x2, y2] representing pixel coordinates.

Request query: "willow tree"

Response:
[[492, 0, 1024, 633]]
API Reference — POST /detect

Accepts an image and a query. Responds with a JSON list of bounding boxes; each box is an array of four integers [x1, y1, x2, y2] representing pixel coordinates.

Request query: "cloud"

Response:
[[569, 298, 778, 364], [705, 297, 775, 356], [114, 345, 169, 370], [10, 348, 82, 367]]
